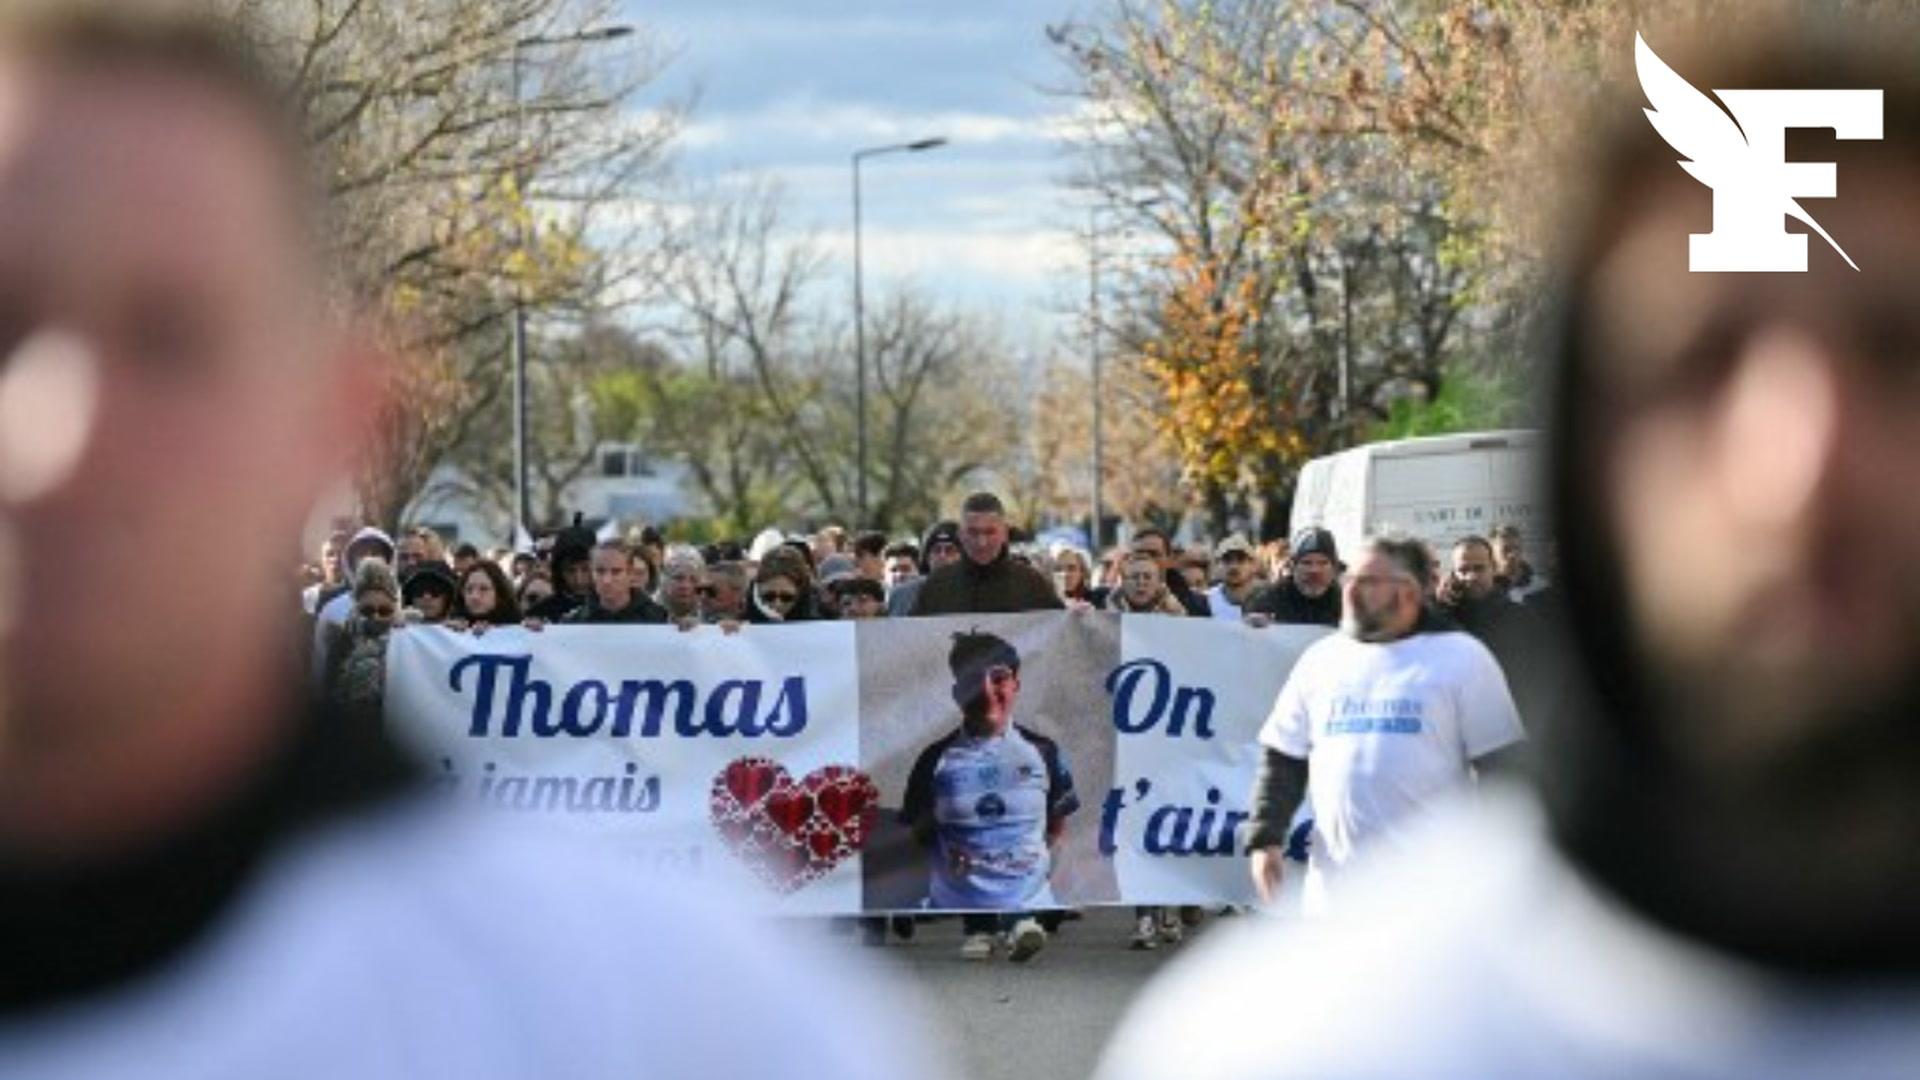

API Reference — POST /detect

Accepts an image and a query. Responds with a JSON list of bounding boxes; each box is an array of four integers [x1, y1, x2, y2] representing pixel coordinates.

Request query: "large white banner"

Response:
[[385, 613, 1326, 914]]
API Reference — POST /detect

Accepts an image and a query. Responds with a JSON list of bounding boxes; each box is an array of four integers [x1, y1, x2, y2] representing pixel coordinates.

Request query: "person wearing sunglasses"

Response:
[[699, 561, 751, 624], [746, 548, 820, 624], [322, 559, 403, 721]]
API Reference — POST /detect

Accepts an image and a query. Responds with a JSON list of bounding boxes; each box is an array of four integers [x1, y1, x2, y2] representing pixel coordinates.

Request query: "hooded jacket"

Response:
[[526, 524, 598, 623]]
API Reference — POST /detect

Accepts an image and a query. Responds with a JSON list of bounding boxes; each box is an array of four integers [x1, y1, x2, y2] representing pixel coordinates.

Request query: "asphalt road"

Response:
[[857, 907, 1227, 1080]]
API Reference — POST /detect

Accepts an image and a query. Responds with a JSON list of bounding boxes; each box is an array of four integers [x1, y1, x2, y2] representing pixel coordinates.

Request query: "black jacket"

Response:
[[1244, 579, 1342, 626], [526, 590, 586, 623], [561, 592, 668, 625], [1164, 568, 1211, 617], [908, 550, 1064, 616]]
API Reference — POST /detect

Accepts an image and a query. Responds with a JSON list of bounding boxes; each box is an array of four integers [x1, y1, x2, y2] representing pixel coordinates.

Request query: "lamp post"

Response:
[[851, 136, 946, 524], [509, 24, 632, 539], [1087, 197, 1163, 553]]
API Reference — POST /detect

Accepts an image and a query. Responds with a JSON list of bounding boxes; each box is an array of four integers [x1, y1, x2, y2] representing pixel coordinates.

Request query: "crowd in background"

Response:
[[298, 491, 1554, 955]]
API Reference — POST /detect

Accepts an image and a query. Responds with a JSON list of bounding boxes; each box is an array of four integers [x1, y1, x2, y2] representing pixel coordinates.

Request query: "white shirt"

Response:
[[1205, 584, 1245, 622], [0, 804, 937, 1080], [1095, 794, 1920, 1080], [1260, 629, 1522, 911]]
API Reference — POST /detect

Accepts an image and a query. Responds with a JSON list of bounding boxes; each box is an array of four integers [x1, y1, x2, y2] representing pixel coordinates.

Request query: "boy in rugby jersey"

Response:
[[901, 631, 1078, 961]]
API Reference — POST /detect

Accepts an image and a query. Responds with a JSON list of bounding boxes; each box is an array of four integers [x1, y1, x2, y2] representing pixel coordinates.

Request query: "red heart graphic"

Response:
[[709, 757, 878, 895], [723, 759, 781, 806], [765, 790, 814, 833]]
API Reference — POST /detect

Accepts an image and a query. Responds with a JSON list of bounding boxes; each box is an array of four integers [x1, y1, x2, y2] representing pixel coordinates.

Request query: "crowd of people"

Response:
[[301, 488, 1558, 959], [10, 6, 1920, 1077]]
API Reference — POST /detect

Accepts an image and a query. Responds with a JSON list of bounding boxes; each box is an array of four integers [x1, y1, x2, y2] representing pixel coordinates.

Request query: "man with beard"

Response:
[[1099, 15, 1920, 1079], [1243, 527, 1342, 628], [1237, 535, 1523, 914], [1433, 535, 1539, 702]]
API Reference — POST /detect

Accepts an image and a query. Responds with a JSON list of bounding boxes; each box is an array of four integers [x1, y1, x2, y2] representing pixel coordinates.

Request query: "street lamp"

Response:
[[509, 24, 633, 540], [851, 136, 947, 523], [1087, 196, 1163, 553]]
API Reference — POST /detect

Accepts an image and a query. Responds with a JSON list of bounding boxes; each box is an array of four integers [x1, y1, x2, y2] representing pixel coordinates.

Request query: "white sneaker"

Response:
[[1006, 918, 1046, 963], [959, 932, 994, 961], [1129, 914, 1159, 951], [1157, 910, 1184, 945]]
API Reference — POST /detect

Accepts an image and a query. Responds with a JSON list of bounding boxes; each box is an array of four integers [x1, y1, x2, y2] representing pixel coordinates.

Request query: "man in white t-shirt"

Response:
[[1242, 533, 1524, 913]]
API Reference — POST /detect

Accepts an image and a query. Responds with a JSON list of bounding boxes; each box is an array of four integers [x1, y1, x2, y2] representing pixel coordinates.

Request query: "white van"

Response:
[[1288, 430, 1546, 562]]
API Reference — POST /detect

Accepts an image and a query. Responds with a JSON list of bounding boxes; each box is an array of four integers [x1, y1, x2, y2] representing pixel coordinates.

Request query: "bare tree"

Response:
[[228, 0, 680, 529]]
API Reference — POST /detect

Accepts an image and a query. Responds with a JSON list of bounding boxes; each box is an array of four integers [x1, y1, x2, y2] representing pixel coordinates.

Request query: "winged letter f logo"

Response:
[[1636, 33, 1882, 272]]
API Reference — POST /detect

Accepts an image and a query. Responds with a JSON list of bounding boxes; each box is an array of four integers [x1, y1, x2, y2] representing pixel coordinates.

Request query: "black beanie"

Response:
[[1290, 527, 1338, 562]]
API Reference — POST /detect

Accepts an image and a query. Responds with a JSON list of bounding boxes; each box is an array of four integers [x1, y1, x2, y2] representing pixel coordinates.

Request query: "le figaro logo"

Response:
[[1635, 32, 1881, 273]]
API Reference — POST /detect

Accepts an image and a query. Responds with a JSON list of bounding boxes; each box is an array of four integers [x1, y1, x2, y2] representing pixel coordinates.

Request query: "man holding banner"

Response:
[[902, 631, 1079, 962]]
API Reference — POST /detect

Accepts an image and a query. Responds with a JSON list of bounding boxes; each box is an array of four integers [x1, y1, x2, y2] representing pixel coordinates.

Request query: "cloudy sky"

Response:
[[624, 0, 1102, 349]]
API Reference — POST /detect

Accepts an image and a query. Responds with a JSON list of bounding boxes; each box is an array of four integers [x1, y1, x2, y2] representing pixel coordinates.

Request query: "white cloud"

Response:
[[679, 99, 1076, 153], [816, 225, 1081, 287]]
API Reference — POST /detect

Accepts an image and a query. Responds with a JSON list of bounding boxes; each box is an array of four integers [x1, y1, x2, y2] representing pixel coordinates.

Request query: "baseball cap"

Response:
[[1214, 534, 1256, 560]]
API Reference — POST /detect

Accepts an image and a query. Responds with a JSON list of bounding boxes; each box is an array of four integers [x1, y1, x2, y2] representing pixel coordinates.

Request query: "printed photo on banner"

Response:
[[857, 612, 1120, 913]]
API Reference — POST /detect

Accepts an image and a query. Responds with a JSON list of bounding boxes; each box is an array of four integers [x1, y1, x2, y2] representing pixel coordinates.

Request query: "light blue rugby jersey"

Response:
[[902, 725, 1077, 909]]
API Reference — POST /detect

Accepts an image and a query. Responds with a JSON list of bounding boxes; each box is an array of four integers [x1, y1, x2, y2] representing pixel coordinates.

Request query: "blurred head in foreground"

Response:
[[1547, 10, 1920, 974], [0, 6, 373, 860]]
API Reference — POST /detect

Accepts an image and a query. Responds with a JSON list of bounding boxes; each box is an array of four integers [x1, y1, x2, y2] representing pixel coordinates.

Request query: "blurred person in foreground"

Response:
[[0, 9, 925, 1077], [1099, 15, 1920, 1078]]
